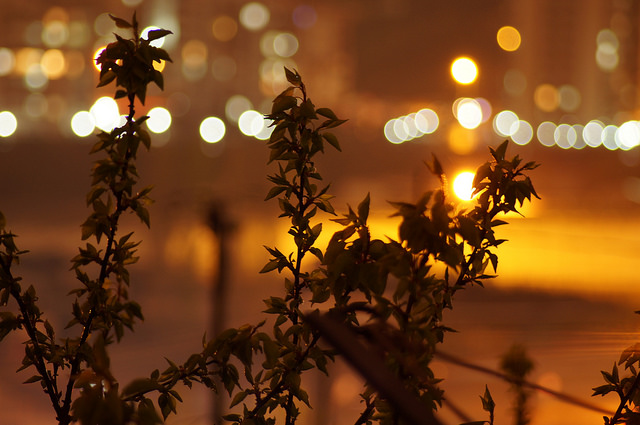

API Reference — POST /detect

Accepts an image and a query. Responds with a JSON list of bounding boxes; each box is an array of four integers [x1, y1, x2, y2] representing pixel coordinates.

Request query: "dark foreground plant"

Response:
[[1, 26, 544, 423], [0, 13, 176, 425]]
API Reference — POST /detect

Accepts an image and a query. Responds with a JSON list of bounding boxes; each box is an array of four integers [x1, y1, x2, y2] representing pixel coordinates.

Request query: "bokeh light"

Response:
[[90, 96, 120, 132], [534, 84, 558, 112], [212, 15, 238, 42], [554, 123, 577, 149], [225, 95, 253, 123], [41, 49, 66, 79], [0, 111, 18, 137], [452, 171, 476, 201], [0, 48, 15, 76], [596, 29, 619, 72], [181, 40, 208, 81], [503, 69, 527, 96], [583, 120, 604, 148], [239, 2, 270, 31], [212, 56, 237, 82], [273, 33, 299, 58], [146, 107, 172, 134], [200, 117, 226, 143], [511, 120, 533, 145], [616, 121, 640, 150], [238, 110, 266, 137], [451, 57, 478, 85], [71, 111, 95, 137], [292, 5, 317, 29], [493, 110, 519, 137], [537, 121, 557, 147], [497, 26, 521, 52], [558, 85, 581, 112], [455, 98, 483, 129]]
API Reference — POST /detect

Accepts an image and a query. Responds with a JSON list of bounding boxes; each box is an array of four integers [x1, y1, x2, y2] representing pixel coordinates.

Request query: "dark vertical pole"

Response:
[[207, 202, 231, 425]]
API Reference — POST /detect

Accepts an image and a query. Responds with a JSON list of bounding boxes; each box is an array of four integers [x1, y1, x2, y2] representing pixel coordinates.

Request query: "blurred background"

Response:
[[1, 0, 639, 424]]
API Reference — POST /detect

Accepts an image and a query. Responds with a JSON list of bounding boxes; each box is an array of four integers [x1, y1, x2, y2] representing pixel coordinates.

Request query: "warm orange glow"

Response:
[[451, 57, 478, 85], [497, 26, 522, 52]]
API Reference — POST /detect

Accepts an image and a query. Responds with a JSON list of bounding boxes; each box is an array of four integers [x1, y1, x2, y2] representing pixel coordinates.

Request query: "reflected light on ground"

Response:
[[452, 171, 476, 201], [200, 116, 225, 143], [450, 57, 478, 85], [497, 26, 521, 52], [0, 111, 17, 137]]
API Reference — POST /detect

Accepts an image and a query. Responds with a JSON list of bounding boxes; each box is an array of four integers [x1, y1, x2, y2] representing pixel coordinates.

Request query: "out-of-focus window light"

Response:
[[503, 69, 527, 96], [537, 121, 557, 147], [146, 107, 172, 133], [273, 33, 299, 58], [0, 111, 17, 137], [452, 171, 476, 201], [583, 120, 604, 148], [450, 57, 478, 85], [212, 15, 238, 42], [534, 84, 558, 112], [181, 40, 208, 81], [24, 93, 48, 118], [94, 13, 116, 37], [90, 96, 120, 132], [455, 98, 482, 129], [25, 64, 48, 91], [142, 26, 165, 48], [293, 5, 317, 30], [496, 26, 521, 52], [225, 95, 253, 123], [511, 120, 533, 145], [493, 110, 519, 137], [212, 56, 237, 82], [596, 29, 619, 71], [41, 49, 66, 79], [200, 117, 226, 143], [558, 85, 581, 112], [71, 111, 95, 137], [239, 2, 270, 31], [0, 48, 15, 76]]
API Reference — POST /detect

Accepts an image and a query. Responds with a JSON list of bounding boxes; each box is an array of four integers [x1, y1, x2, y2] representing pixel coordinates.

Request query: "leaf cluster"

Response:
[[0, 14, 174, 425]]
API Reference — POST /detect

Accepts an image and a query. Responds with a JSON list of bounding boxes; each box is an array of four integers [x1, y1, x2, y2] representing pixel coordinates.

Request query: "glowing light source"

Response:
[[273, 33, 299, 58], [452, 171, 476, 201], [0, 111, 17, 137], [238, 110, 265, 137], [90, 96, 120, 132], [450, 57, 478, 85], [616, 121, 640, 150], [583, 120, 604, 148], [146, 107, 172, 133], [225, 95, 253, 123], [511, 120, 533, 145], [497, 26, 521, 52], [537, 121, 557, 147], [455, 98, 482, 129], [200, 117, 226, 143]]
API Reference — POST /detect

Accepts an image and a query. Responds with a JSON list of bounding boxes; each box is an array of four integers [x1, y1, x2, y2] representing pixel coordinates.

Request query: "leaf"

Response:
[[229, 390, 247, 408], [109, 14, 133, 28], [145, 29, 173, 42], [357, 193, 370, 224], [284, 67, 301, 85]]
